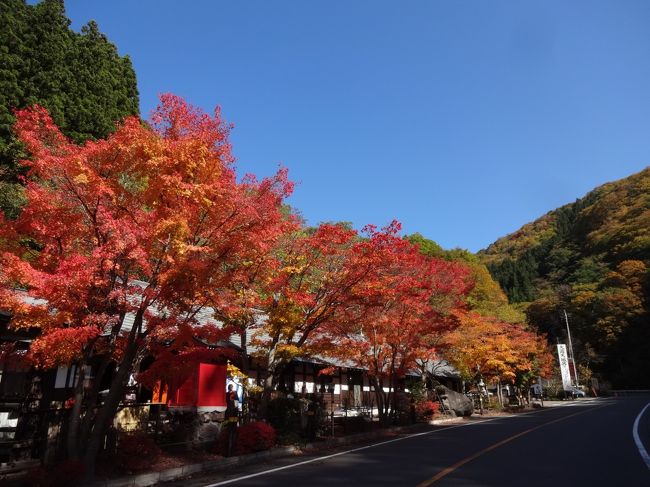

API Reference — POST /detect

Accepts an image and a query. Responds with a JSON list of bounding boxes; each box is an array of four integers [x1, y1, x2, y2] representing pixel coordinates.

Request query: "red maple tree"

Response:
[[330, 222, 473, 423], [0, 94, 292, 473], [251, 222, 378, 416]]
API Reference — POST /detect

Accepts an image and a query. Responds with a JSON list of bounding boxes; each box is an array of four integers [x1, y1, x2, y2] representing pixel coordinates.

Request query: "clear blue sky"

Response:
[[62, 0, 650, 252]]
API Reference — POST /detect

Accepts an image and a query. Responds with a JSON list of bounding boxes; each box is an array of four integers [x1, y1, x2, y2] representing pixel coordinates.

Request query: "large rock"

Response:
[[436, 385, 473, 417]]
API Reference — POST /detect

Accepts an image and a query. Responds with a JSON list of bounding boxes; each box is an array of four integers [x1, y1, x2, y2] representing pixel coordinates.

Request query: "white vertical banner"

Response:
[[557, 344, 572, 390]]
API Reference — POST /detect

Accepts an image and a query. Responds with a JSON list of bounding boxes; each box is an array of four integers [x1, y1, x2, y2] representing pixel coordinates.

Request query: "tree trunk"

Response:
[[79, 355, 111, 450], [66, 364, 86, 459], [239, 330, 250, 374], [387, 374, 395, 425], [371, 377, 389, 427], [82, 308, 144, 480], [386, 356, 398, 425], [258, 358, 287, 420], [82, 347, 137, 478], [258, 371, 274, 420], [79, 312, 127, 451], [257, 335, 290, 421]]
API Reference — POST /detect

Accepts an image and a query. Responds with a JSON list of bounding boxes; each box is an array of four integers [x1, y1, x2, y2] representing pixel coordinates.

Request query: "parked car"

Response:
[[564, 387, 586, 398]]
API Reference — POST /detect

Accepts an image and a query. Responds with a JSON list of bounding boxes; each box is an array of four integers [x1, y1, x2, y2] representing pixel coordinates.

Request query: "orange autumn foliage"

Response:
[[441, 311, 553, 383]]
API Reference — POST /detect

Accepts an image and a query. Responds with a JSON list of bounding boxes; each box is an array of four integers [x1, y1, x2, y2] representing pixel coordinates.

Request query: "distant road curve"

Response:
[[633, 401, 650, 471]]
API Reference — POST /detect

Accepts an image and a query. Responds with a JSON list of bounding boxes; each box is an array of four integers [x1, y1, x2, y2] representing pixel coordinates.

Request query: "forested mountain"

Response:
[[0, 0, 139, 217], [480, 168, 650, 387]]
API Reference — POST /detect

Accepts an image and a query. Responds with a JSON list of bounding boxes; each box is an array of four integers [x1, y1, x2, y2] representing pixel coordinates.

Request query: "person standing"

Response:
[[225, 384, 239, 456]]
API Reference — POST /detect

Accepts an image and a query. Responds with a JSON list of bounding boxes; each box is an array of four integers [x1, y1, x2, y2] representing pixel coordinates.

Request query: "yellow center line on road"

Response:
[[416, 403, 610, 487]]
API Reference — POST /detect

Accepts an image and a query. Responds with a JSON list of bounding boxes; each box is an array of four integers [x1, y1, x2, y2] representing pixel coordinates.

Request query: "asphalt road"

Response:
[[172, 396, 650, 487]]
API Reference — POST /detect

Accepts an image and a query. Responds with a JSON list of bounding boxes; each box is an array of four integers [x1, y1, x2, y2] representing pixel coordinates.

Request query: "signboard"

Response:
[[557, 344, 572, 390]]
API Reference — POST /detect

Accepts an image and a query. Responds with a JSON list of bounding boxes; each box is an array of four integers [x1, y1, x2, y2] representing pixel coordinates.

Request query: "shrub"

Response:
[[113, 431, 162, 472], [235, 421, 276, 455], [407, 379, 428, 402], [214, 421, 276, 456], [415, 400, 440, 421]]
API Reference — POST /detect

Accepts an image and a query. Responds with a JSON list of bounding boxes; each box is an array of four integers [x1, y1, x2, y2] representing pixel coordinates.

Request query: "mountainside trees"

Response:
[[0, 0, 139, 217], [481, 168, 650, 387], [0, 95, 291, 474]]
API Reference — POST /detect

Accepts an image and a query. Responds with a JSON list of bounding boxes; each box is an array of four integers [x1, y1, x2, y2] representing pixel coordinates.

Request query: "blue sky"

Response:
[[62, 0, 650, 252]]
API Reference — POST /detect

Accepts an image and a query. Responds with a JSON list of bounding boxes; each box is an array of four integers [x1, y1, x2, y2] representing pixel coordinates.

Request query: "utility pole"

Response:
[[563, 309, 579, 387]]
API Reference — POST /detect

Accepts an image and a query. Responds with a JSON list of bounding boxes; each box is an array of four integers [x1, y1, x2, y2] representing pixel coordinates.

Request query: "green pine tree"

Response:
[[0, 0, 139, 216]]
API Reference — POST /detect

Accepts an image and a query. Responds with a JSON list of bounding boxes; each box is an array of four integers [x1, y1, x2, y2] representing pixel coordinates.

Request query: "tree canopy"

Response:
[[0, 0, 139, 217], [0, 95, 291, 473]]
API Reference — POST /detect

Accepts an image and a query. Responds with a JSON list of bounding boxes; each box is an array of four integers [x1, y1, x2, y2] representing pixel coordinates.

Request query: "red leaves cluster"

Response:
[[1, 94, 293, 376], [233, 421, 276, 455], [249, 218, 474, 396], [137, 323, 236, 387], [327, 222, 472, 381], [415, 399, 440, 421], [28, 326, 100, 369], [113, 432, 162, 472]]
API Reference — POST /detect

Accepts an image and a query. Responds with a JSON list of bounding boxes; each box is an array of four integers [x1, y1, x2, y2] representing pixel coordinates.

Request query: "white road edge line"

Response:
[[633, 401, 650, 471], [201, 401, 594, 486]]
